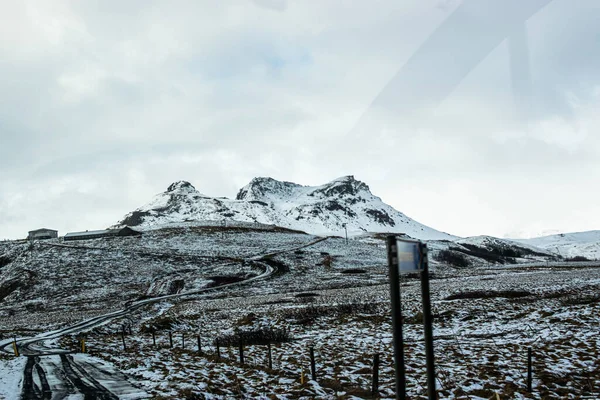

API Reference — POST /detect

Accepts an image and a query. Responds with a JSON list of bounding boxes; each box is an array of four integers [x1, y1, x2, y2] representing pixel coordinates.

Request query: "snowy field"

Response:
[[50, 263, 600, 399], [2, 226, 600, 398], [0, 356, 26, 400]]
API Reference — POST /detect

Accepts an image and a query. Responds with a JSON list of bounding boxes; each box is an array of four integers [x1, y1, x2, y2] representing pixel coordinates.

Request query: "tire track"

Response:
[[69, 357, 119, 396], [33, 357, 52, 399], [21, 356, 40, 400], [60, 354, 118, 400], [20, 356, 51, 400]]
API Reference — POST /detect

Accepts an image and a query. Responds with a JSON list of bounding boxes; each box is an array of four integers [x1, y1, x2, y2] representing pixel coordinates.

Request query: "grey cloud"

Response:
[[1, 0, 600, 239]]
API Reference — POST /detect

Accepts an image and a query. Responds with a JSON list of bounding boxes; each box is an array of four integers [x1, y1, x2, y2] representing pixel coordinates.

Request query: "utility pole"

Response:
[[343, 224, 348, 245]]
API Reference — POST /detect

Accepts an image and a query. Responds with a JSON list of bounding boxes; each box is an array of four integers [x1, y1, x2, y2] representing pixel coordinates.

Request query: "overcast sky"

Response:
[[1, 0, 599, 240]]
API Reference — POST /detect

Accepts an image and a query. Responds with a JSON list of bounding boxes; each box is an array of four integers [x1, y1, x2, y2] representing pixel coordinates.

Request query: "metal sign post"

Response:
[[387, 236, 436, 400], [419, 244, 437, 400], [387, 236, 406, 399]]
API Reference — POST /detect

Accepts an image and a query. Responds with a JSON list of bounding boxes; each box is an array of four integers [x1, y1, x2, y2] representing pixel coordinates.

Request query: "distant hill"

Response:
[[514, 231, 600, 260]]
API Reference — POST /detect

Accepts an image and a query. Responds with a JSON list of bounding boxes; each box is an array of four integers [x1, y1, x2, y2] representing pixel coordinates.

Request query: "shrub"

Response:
[[561, 293, 600, 306], [140, 316, 178, 332], [281, 302, 379, 324], [177, 388, 203, 400], [322, 255, 333, 268], [214, 327, 292, 346], [566, 256, 590, 262], [490, 245, 520, 258], [294, 292, 319, 298], [445, 290, 531, 300], [0, 255, 11, 268], [436, 249, 470, 268], [340, 269, 367, 274]]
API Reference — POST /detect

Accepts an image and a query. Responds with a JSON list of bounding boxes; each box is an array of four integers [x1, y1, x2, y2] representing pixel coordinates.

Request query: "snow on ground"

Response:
[[0, 356, 25, 400], [455, 235, 550, 255], [515, 231, 600, 260], [0, 227, 315, 331], [0, 226, 567, 334], [56, 258, 600, 399], [3, 226, 600, 398]]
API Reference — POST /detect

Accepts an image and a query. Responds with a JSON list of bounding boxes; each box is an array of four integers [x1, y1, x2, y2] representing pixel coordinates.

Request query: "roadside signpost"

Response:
[[387, 236, 436, 400]]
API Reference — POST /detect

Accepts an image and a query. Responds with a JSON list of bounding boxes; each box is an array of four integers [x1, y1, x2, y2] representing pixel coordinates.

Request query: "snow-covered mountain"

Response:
[[514, 231, 600, 260], [115, 176, 456, 240]]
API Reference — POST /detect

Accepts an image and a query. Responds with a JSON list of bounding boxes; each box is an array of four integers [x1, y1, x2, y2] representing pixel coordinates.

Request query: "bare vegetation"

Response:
[[435, 249, 470, 268], [215, 327, 292, 346], [2, 226, 599, 399], [445, 290, 532, 300]]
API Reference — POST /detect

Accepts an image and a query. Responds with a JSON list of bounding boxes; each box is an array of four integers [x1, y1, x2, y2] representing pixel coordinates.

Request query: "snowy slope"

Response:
[[515, 231, 600, 259], [456, 235, 551, 255], [115, 176, 456, 240]]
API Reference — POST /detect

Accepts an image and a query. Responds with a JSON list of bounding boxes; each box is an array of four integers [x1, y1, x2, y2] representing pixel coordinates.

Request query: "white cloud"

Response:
[[1, 0, 600, 239]]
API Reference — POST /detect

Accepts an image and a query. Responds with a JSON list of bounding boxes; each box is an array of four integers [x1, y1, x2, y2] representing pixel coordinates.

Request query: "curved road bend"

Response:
[[3, 236, 329, 399]]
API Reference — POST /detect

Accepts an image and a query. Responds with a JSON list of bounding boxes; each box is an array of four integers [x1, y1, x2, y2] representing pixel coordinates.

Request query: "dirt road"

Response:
[[2, 236, 329, 399]]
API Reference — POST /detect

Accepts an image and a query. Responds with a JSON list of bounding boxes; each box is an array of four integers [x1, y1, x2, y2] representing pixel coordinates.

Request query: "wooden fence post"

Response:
[[310, 346, 316, 381], [181, 333, 185, 349], [216, 339, 221, 361], [527, 347, 533, 392], [197, 335, 202, 354], [372, 353, 380, 396], [267, 343, 272, 369], [239, 339, 245, 365], [121, 331, 127, 351], [169, 331, 173, 349], [152, 331, 156, 348], [12, 337, 19, 357]]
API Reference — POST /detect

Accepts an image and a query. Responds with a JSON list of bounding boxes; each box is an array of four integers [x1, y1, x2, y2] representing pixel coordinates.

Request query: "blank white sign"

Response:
[[396, 239, 424, 273]]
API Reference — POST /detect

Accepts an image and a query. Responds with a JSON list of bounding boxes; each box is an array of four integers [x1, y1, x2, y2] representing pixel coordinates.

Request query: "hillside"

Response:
[[514, 230, 600, 259], [1, 225, 598, 399], [115, 176, 456, 240]]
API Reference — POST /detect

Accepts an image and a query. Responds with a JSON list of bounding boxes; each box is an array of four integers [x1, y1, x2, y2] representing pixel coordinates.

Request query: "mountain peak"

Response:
[[236, 177, 300, 201], [167, 181, 196, 193], [310, 175, 371, 198], [333, 175, 356, 182]]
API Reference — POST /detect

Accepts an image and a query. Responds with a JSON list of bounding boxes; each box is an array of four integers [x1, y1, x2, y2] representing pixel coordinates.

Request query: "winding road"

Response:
[[2, 236, 329, 399]]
